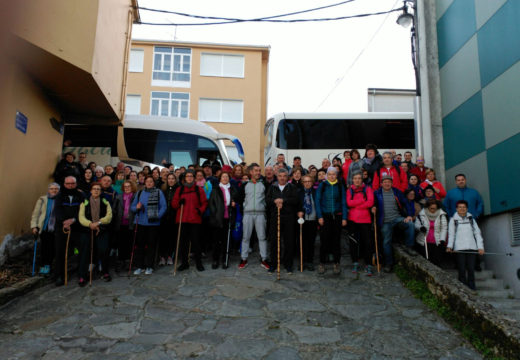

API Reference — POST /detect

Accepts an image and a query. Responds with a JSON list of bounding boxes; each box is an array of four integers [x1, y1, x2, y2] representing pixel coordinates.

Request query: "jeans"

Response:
[[380, 217, 415, 266]]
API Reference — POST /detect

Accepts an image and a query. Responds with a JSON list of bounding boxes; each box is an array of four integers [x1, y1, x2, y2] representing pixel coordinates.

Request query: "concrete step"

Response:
[[488, 299, 520, 311], [475, 278, 504, 291], [476, 289, 515, 299], [445, 269, 495, 281]]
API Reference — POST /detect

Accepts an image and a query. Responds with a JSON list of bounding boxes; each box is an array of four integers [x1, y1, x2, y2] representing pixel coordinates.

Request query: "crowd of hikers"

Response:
[[31, 143, 485, 290]]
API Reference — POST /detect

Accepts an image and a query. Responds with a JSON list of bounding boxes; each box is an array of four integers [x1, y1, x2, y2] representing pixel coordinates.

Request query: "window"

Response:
[[129, 49, 144, 72], [125, 95, 141, 115], [200, 53, 244, 78], [152, 46, 191, 87], [199, 99, 243, 123], [150, 91, 190, 118]]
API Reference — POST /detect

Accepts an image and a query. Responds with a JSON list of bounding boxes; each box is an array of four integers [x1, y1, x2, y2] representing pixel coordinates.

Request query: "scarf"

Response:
[[123, 192, 133, 223], [304, 188, 313, 214], [363, 156, 374, 166], [90, 196, 101, 223], [220, 183, 231, 218], [196, 179, 206, 187], [425, 208, 441, 222], [44, 194, 57, 232], [327, 179, 338, 186], [145, 187, 160, 222]]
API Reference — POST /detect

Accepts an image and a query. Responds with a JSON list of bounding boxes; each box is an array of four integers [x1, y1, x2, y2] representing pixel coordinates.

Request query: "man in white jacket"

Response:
[[446, 200, 485, 290]]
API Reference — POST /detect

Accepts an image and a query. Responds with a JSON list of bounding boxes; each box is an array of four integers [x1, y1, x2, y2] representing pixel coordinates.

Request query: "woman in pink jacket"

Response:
[[346, 172, 375, 276], [420, 169, 447, 200]]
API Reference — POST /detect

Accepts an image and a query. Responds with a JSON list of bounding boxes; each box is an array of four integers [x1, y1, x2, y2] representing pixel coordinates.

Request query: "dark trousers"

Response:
[[78, 231, 109, 279], [135, 225, 159, 269], [180, 223, 201, 266], [456, 251, 477, 289], [159, 220, 177, 259], [54, 226, 78, 279], [212, 219, 230, 263], [40, 231, 55, 266], [320, 214, 342, 264], [424, 242, 442, 266], [302, 220, 317, 264], [348, 222, 372, 264], [117, 225, 133, 262], [269, 215, 296, 270]]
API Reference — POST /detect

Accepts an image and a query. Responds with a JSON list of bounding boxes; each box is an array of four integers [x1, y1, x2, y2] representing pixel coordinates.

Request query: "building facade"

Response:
[[419, 0, 520, 295], [0, 0, 139, 262], [125, 39, 269, 165]]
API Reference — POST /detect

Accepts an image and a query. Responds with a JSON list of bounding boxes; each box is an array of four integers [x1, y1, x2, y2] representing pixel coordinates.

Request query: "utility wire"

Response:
[[137, 7, 404, 26], [138, 0, 356, 22], [314, 0, 401, 111]]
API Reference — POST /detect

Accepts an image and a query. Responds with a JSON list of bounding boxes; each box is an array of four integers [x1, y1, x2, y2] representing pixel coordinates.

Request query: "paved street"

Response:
[[0, 256, 482, 360]]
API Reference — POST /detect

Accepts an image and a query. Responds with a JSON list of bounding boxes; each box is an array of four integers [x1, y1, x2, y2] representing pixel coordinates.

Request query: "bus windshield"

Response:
[[276, 119, 414, 150], [123, 128, 223, 167]]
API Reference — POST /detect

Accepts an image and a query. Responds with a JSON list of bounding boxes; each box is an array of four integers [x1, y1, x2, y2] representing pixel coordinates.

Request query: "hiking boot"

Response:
[[260, 260, 270, 270], [177, 263, 189, 272], [238, 260, 248, 269], [167, 256, 173, 265], [352, 262, 359, 274], [133, 268, 143, 275], [366, 265, 373, 277], [159, 257, 166, 266], [318, 264, 326, 274], [145, 268, 153, 275], [196, 262, 205, 272], [103, 273, 112, 282], [212, 261, 219, 269], [78, 278, 86, 287], [333, 263, 341, 275], [222, 262, 229, 269]]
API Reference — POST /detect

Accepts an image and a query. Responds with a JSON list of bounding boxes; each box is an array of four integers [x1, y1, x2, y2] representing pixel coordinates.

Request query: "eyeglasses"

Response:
[[64, 182, 76, 185], [417, 160, 424, 163]]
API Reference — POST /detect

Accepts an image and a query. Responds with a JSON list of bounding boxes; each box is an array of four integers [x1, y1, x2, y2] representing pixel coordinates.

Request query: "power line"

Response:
[[314, 0, 401, 111], [136, 7, 404, 26], [138, 0, 357, 22]]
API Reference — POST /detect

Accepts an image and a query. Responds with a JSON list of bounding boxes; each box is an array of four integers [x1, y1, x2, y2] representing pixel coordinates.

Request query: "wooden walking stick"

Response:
[[89, 230, 94, 286], [173, 204, 184, 276], [372, 212, 381, 275], [277, 207, 281, 281], [63, 227, 71, 285], [298, 217, 305, 272]]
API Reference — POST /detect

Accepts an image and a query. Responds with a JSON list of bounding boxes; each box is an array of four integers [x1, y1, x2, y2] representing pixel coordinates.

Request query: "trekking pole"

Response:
[[372, 213, 381, 275], [173, 204, 184, 276], [128, 212, 139, 277], [452, 251, 513, 256], [31, 233, 38, 277], [424, 233, 429, 260], [298, 217, 305, 272], [89, 230, 94, 286], [225, 206, 232, 269], [277, 207, 281, 281], [63, 227, 71, 285]]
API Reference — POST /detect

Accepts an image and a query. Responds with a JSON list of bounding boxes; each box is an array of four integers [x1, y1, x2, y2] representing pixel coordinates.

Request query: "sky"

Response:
[[132, 0, 416, 118]]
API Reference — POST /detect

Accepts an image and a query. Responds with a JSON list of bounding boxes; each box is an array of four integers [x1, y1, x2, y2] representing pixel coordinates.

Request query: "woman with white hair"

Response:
[[315, 167, 348, 275], [30, 182, 60, 275]]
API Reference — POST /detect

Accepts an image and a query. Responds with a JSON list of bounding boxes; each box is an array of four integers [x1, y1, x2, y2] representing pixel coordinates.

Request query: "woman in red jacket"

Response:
[[172, 169, 208, 272], [346, 172, 375, 276], [420, 169, 447, 200]]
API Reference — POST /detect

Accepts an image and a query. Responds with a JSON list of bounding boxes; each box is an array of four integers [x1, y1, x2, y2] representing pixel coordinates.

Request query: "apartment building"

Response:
[[0, 0, 139, 259], [125, 39, 270, 164]]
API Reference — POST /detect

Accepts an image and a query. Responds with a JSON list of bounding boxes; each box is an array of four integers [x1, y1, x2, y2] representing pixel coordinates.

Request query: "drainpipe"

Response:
[[120, 9, 133, 123]]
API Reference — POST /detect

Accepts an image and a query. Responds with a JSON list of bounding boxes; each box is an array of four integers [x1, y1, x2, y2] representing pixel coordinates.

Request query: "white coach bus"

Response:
[[263, 112, 415, 168], [64, 115, 244, 169]]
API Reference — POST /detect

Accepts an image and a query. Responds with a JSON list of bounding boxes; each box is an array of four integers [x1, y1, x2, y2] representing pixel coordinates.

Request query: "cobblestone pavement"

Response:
[[0, 254, 482, 360]]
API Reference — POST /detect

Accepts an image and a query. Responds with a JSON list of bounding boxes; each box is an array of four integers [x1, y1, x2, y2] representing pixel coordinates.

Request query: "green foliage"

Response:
[[394, 265, 505, 360]]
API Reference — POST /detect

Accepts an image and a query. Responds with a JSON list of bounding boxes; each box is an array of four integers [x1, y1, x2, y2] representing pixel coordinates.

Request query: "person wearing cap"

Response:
[[315, 167, 348, 275], [371, 174, 415, 272], [292, 156, 308, 175]]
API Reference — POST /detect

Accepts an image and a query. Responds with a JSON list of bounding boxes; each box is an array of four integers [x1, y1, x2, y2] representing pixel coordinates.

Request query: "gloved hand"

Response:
[[420, 226, 427, 234], [179, 198, 185, 205]]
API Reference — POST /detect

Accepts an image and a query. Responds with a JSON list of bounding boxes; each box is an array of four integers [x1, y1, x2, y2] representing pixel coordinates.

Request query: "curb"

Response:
[[395, 245, 520, 359], [0, 276, 49, 307]]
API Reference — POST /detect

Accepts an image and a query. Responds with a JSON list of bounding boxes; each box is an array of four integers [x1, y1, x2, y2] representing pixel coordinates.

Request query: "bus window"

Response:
[[170, 151, 194, 167]]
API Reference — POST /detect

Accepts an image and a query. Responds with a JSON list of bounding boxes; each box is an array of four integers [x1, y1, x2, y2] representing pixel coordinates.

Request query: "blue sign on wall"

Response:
[[15, 111, 28, 134]]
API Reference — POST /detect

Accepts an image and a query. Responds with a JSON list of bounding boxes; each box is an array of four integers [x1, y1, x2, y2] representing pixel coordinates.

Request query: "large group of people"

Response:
[[31, 145, 485, 290]]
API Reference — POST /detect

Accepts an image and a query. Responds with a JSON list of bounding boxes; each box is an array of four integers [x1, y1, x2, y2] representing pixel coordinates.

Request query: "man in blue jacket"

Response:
[[371, 175, 415, 273], [443, 174, 483, 219]]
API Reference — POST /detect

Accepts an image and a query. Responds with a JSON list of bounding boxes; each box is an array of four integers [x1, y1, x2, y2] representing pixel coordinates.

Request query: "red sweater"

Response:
[[342, 160, 352, 182], [372, 166, 408, 192], [172, 185, 208, 224], [410, 166, 427, 182], [346, 184, 374, 224]]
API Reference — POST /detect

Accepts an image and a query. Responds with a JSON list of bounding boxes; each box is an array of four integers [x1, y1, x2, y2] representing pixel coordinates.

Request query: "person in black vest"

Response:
[[53, 152, 82, 186], [266, 168, 301, 273], [53, 176, 84, 286], [78, 182, 113, 286]]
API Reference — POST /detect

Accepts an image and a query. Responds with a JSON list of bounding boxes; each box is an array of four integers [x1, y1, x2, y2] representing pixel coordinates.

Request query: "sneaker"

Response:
[[38, 266, 46, 275], [103, 273, 112, 282], [159, 257, 166, 266], [145, 268, 153, 275], [177, 263, 189, 272], [352, 262, 359, 274], [78, 278, 86, 287], [318, 264, 326, 274], [366, 265, 373, 277], [238, 260, 248, 269], [333, 263, 341, 275], [133, 268, 142, 275], [260, 260, 270, 270], [167, 256, 173, 265]]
